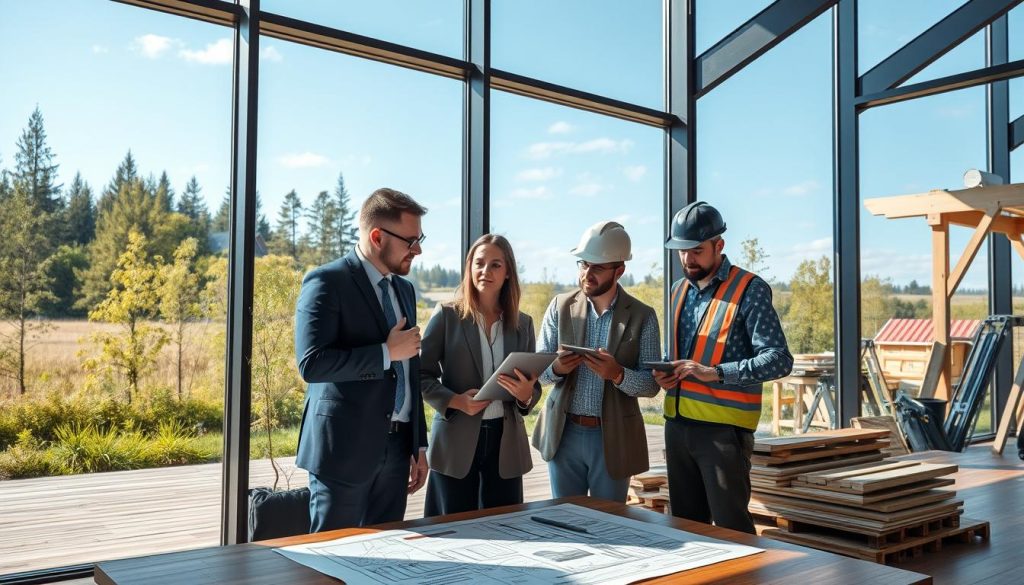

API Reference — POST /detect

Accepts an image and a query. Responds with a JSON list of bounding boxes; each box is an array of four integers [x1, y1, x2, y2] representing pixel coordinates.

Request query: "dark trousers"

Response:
[[424, 418, 523, 517], [665, 417, 756, 534], [307, 424, 411, 532]]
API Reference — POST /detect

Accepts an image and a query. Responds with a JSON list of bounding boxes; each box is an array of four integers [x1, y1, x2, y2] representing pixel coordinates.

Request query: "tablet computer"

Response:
[[474, 352, 559, 401], [559, 344, 603, 359], [640, 361, 677, 373]]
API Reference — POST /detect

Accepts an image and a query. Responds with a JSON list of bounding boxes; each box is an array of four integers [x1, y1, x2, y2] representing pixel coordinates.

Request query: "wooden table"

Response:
[[94, 496, 930, 584]]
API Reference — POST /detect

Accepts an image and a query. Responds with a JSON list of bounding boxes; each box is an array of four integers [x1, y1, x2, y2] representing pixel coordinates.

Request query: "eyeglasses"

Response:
[[379, 227, 426, 249], [577, 260, 622, 275]]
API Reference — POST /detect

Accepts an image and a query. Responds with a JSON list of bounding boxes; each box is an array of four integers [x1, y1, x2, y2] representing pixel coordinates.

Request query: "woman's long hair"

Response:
[[453, 234, 521, 330]]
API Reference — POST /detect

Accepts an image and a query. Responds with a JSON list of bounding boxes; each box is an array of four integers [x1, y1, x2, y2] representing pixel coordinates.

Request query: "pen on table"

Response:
[[530, 515, 590, 534], [403, 529, 457, 540]]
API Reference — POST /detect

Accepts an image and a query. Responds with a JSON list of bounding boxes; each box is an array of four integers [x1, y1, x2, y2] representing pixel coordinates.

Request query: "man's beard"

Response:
[[582, 277, 615, 297], [685, 265, 711, 281]]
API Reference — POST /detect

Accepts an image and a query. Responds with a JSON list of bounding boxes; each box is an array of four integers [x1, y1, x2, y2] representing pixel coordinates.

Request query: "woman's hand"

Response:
[[497, 368, 538, 404], [450, 388, 491, 415]]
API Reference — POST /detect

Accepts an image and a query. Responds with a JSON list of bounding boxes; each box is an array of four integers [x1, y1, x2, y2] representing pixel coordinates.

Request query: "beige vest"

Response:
[[531, 287, 653, 479]]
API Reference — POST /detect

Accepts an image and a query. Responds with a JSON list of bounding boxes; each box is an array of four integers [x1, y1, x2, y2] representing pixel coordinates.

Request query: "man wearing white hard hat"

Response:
[[531, 221, 662, 502]]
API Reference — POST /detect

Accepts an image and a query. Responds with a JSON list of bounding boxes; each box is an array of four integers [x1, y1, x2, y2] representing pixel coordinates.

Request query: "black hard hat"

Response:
[[665, 201, 726, 250]]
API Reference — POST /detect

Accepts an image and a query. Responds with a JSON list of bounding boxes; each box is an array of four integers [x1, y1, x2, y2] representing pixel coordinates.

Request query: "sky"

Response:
[[1, 0, 1022, 291]]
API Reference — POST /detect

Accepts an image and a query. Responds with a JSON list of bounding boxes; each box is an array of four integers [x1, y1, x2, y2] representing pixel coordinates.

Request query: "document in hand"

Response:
[[473, 352, 558, 401]]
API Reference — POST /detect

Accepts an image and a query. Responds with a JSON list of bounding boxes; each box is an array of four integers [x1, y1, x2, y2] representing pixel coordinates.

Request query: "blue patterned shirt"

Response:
[[675, 255, 793, 386], [538, 288, 662, 417]]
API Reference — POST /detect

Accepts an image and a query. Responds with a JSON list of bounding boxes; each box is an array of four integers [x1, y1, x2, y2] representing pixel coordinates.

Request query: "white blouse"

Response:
[[476, 315, 506, 420]]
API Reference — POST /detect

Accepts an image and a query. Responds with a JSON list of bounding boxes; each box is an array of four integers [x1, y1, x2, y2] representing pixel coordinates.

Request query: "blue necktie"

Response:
[[378, 277, 406, 415]]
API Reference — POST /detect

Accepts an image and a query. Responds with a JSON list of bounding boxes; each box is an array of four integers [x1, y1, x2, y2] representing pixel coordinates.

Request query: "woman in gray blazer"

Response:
[[420, 234, 542, 516]]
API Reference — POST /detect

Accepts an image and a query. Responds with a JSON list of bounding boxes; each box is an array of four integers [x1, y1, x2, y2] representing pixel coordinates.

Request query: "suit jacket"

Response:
[[294, 250, 428, 483], [531, 287, 658, 479], [419, 304, 542, 480]]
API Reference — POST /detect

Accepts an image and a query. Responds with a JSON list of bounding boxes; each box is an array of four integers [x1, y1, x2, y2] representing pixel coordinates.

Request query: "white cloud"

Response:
[[515, 167, 561, 182], [548, 121, 573, 135], [525, 137, 632, 160], [179, 38, 233, 65], [782, 179, 821, 197], [278, 152, 330, 169], [134, 34, 175, 58], [623, 165, 647, 182], [569, 182, 609, 197], [576, 137, 632, 154], [92, 45, 109, 54], [509, 186, 551, 200], [260, 45, 283, 63]]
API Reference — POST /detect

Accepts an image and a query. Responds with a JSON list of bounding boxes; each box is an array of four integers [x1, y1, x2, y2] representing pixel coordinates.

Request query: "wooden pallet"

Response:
[[750, 496, 964, 543], [762, 517, 989, 565]]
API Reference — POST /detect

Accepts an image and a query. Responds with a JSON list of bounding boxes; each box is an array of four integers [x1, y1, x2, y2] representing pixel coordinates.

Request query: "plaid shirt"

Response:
[[538, 288, 662, 417]]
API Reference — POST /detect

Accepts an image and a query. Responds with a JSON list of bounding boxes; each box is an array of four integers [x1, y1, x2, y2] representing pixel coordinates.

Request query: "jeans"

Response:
[[547, 419, 629, 502]]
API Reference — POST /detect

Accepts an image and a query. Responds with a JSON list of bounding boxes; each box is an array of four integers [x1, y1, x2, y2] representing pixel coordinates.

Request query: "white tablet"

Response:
[[473, 352, 559, 401]]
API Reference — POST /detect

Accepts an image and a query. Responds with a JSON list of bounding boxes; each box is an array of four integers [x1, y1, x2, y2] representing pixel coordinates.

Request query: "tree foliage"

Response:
[[84, 231, 168, 401]]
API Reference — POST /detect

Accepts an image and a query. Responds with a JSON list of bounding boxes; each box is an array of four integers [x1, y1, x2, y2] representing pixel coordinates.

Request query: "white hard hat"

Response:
[[570, 221, 632, 264]]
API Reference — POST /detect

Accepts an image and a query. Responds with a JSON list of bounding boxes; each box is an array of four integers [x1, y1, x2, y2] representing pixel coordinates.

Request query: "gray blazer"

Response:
[[420, 303, 542, 480]]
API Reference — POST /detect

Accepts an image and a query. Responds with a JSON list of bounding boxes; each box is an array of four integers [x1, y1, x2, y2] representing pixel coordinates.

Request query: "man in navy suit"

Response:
[[294, 187, 430, 532]]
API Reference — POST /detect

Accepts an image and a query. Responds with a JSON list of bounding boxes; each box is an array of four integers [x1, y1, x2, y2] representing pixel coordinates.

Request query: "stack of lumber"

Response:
[[750, 428, 891, 490], [749, 429, 988, 564], [628, 465, 670, 514]]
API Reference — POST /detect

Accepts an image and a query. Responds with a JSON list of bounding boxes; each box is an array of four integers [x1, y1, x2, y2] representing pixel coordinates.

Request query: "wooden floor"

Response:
[[8, 432, 1024, 584], [0, 426, 666, 577]]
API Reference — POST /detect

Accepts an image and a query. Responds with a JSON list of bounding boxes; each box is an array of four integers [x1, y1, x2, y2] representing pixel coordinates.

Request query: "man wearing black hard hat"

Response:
[[653, 201, 792, 534]]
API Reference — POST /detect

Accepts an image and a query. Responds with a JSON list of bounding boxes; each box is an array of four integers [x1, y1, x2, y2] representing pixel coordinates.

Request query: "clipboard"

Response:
[[473, 352, 558, 401]]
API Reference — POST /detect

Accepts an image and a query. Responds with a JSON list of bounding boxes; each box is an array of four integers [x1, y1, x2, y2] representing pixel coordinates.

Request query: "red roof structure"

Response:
[[874, 318, 980, 344]]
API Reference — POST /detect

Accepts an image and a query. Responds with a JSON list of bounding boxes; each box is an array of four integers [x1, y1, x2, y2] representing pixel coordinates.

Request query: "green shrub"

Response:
[[51, 424, 148, 473], [0, 430, 61, 480], [143, 421, 215, 466]]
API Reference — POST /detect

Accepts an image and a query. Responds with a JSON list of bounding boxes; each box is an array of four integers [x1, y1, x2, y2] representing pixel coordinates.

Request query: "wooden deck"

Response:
[[0, 425, 666, 576]]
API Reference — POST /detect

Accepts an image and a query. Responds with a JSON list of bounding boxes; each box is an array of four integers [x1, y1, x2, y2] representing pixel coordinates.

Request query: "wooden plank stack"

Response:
[[628, 465, 670, 514], [749, 429, 989, 564]]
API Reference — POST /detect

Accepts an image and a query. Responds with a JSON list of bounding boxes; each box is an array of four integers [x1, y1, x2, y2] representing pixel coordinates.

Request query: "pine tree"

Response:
[[0, 186, 56, 395], [304, 190, 338, 265], [332, 173, 358, 257], [273, 190, 303, 259], [212, 191, 230, 233], [155, 171, 174, 212], [99, 151, 138, 214], [177, 176, 211, 253], [61, 172, 96, 245], [78, 177, 190, 309], [13, 106, 62, 214]]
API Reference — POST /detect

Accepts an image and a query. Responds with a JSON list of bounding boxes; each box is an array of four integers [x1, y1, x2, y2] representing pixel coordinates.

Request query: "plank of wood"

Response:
[[799, 461, 921, 485], [754, 428, 890, 453], [752, 452, 886, 479], [751, 499, 963, 534], [751, 440, 889, 465], [754, 484, 956, 513], [787, 478, 955, 505], [852, 416, 909, 456], [753, 492, 964, 524], [838, 463, 959, 493]]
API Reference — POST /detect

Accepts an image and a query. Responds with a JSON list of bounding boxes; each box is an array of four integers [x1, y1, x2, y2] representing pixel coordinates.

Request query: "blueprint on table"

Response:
[[274, 503, 763, 584]]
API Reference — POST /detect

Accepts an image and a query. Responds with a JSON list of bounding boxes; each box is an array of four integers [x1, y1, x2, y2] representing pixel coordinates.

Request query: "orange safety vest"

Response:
[[663, 266, 761, 430]]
